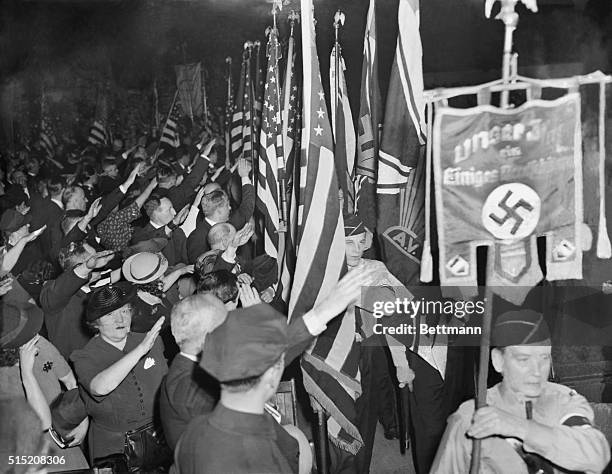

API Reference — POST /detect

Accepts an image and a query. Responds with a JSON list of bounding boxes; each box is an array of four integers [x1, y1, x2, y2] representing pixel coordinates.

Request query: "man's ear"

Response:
[[364, 228, 373, 251], [491, 348, 504, 375]]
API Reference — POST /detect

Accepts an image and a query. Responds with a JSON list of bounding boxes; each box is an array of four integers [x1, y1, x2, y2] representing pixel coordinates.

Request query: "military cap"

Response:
[[200, 303, 288, 383], [344, 213, 365, 237], [491, 309, 551, 347]]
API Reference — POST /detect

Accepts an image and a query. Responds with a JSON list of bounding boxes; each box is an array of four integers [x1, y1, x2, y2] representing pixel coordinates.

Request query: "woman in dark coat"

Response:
[[71, 282, 168, 467]]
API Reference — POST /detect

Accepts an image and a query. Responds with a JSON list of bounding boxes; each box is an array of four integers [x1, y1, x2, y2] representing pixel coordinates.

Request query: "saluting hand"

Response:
[[238, 283, 261, 308], [172, 204, 190, 227], [85, 250, 115, 270], [19, 336, 40, 374], [138, 317, 165, 356], [314, 266, 378, 318], [20, 225, 46, 244]]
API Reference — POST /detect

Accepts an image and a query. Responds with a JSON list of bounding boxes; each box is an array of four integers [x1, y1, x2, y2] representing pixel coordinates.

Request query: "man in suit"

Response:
[[186, 159, 254, 263], [39, 244, 115, 360], [160, 268, 376, 451], [131, 196, 189, 266], [29, 175, 65, 263], [155, 139, 216, 212]]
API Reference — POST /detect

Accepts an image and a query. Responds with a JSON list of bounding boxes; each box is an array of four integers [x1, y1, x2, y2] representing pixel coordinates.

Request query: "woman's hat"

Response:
[[86, 282, 136, 322], [122, 252, 168, 284]]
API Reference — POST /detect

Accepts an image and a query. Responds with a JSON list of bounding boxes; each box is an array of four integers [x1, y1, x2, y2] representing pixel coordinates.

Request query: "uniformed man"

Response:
[[171, 304, 312, 474], [430, 309, 611, 473]]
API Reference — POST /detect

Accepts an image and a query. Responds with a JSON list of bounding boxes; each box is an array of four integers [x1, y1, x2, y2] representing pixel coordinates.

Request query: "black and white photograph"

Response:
[[0, 0, 611, 472]]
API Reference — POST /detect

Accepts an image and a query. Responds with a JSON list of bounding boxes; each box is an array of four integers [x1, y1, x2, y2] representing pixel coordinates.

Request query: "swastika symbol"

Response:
[[488, 190, 534, 235], [482, 183, 541, 241]]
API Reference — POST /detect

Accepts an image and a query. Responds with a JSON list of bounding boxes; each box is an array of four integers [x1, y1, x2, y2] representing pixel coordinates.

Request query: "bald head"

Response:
[[203, 182, 222, 195], [208, 222, 236, 250], [170, 293, 228, 353]]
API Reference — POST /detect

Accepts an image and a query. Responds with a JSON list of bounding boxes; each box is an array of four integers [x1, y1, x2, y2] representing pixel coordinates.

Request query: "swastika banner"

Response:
[[433, 94, 584, 304]]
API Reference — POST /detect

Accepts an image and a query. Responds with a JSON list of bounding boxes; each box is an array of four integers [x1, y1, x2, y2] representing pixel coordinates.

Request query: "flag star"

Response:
[[273, 112, 280, 124], [317, 90, 325, 100], [267, 103, 274, 111], [316, 108, 325, 119], [314, 124, 323, 136], [292, 85, 298, 91], [271, 77, 276, 83], [269, 66, 274, 72], [267, 132, 273, 139]]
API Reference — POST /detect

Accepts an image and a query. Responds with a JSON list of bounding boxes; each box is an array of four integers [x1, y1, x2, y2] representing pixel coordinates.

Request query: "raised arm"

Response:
[[89, 317, 164, 396]]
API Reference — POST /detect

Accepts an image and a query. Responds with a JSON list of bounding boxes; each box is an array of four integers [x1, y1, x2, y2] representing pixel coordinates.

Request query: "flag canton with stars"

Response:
[[261, 40, 281, 142], [311, 78, 332, 148]]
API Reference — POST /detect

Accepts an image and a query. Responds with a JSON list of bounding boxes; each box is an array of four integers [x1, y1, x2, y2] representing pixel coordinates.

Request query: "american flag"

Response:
[[277, 22, 300, 304], [88, 89, 109, 147], [290, 0, 362, 455], [230, 52, 247, 163], [330, 44, 356, 214], [40, 113, 57, 158], [254, 40, 265, 136], [160, 94, 181, 148], [241, 48, 255, 163], [354, 0, 382, 231], [256, 26, 283, 261], [87, 119, 108, 146]]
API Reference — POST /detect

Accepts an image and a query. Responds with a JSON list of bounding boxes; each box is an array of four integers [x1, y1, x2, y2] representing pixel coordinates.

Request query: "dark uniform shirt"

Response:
[[172, 403, 299, 474], [71, 332, 168, 460], [159, 354, 218, 450]]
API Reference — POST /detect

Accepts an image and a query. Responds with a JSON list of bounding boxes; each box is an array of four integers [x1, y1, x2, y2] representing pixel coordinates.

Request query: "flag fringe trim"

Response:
[[302, 362, 363, 455], [303, 351, 361, 396]]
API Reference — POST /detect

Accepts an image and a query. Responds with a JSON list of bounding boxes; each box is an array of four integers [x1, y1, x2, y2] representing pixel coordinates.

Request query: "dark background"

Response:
[[1, 0, 611, 126]]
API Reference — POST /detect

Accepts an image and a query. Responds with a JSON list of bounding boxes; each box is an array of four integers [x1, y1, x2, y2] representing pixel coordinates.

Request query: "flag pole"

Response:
[[225, 57, 233, 169], [470, 2, 537, 473], [202, 64, 209, 126]]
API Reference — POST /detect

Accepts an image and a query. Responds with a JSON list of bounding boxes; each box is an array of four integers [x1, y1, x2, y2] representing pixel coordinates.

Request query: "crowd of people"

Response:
[[0, 124, 610, 474]]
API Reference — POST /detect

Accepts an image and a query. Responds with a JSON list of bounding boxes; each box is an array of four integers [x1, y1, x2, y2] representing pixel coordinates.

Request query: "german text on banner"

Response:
[[433, 94, 584, 304]]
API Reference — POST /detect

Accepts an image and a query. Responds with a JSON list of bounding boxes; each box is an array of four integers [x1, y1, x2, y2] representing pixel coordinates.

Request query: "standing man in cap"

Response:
[[172, 303, 312, 474], [430, 310, 610, 473], [339, 213, 417, 473], [161, 269, 374, 451]]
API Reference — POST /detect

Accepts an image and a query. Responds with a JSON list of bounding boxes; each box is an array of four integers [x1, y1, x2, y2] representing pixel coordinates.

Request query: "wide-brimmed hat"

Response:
[[0, 297, 43, 349], [0, 209, 31, 234], [122, 252, 168, 284], [86, 281, 136, 322]]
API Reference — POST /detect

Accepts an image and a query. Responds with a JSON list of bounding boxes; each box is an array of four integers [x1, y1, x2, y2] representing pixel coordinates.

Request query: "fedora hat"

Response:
[[122, 252, 168, 285], [86, 282, 136, 323]]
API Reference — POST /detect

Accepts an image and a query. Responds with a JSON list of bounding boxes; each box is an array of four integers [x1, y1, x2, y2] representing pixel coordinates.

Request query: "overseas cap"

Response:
[[344, 213, 365, 237], [200, 303, 288, 383], [491, 310, 551, 347]]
